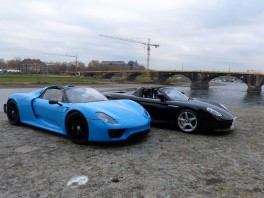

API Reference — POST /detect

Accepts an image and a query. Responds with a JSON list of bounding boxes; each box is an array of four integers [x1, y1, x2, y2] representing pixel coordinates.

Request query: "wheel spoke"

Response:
[[187, 123, 194, 129], [190, 117, 196, 121], [182, 123, 188, 128], [178, 118, 185, 122], [13, 113, 18, 120]]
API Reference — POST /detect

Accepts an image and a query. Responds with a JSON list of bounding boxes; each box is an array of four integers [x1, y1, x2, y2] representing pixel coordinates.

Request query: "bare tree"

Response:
[[88, 60, 100, 71]]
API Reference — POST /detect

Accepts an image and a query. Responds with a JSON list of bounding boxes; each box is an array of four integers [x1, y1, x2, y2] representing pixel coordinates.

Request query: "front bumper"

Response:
[[203, 116, 236, 132], [88, 118, 151, 142]]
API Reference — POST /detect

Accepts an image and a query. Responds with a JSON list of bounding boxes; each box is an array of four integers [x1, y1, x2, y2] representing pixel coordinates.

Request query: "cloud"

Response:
[[0, 0, 264, 72]]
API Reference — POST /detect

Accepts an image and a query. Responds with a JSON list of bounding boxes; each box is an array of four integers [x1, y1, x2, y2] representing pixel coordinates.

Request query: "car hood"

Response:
[[170, 99, 235, 119], [187, 99, 222, 109], [71, 99, 146, 120], [192, 99, 235, 118]]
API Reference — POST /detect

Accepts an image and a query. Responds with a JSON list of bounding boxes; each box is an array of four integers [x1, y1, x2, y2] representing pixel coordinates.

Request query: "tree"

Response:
[[88, 60, 100, 70], [6, 58, 21, 70], [0, 59, 6, 69], [128, 60, 139, 66]]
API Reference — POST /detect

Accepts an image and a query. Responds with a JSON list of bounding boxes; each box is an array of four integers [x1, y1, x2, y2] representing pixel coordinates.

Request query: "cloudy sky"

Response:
[[1, 0, 264, 72]]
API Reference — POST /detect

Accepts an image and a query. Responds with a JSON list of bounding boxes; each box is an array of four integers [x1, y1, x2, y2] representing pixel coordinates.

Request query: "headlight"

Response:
[[207, 107, 222, 117], [96, 112, 117, 124]]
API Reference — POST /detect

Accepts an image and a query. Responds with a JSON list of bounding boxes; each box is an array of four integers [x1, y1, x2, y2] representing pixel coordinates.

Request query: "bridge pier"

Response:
[[245, 75, 264, 92], [188, 73, 210, 89], [247, 85, 262, 92]]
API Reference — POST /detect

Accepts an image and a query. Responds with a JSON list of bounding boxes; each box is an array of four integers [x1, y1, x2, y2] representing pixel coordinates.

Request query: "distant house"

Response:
[[20, 59, 46, 74], [101, 61, 125, 66], [99, 60, 145, 71]]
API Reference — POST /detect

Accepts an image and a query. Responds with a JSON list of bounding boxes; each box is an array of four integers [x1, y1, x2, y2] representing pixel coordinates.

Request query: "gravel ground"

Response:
[[0, 107, 264, 198]]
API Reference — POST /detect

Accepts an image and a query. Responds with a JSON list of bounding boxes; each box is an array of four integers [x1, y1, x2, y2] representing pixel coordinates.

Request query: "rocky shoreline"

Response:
[[0, 106, 263, 197]]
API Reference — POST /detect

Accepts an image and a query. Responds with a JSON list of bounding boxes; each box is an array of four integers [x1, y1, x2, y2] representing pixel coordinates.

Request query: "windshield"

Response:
[[66, 87, 108, 103], [159, 87, 189, 101]]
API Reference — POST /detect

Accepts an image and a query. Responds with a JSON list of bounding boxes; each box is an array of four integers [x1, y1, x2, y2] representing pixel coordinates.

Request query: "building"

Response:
[[19, 59, 46, 74], [101, 61, 125, 66], [99, 60, 145, 71]]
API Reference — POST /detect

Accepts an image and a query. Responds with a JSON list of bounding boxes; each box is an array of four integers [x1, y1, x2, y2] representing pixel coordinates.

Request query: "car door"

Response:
[[32, 88, 63, 127], [132, 96, 171, 123]]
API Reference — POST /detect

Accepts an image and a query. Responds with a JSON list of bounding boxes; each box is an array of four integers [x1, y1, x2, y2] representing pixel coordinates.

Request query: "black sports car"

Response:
[[104, 87, 236, 133]]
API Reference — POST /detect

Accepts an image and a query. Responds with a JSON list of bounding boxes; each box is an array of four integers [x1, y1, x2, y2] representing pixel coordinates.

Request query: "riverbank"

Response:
[[0, 107, 263, 197], [0, 81, 165, 89], [0, 81, 224, 89]]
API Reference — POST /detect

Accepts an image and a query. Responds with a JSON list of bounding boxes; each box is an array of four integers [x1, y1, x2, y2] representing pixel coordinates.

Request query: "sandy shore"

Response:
[[0, 106, 263, 197]]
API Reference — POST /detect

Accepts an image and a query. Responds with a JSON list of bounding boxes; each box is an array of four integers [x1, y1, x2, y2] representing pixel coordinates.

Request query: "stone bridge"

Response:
[[80, 70, 264, 92]]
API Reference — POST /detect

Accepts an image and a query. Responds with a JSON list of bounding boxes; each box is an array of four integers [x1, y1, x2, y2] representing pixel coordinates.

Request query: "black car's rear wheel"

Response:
[[66, 112, 89, 144], [6, 100, 20, 125], [177, 109, 199, 133]]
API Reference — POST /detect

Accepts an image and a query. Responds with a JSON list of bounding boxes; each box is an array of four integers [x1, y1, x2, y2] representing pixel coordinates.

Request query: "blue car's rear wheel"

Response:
[[6, 100, 20, 125], [66, 112, 89, 144], [177, 109, 200, 133]]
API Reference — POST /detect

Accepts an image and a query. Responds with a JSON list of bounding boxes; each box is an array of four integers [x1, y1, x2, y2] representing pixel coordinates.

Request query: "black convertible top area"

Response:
[[132, 87, 159, 98], [132, 87, 189, 101]]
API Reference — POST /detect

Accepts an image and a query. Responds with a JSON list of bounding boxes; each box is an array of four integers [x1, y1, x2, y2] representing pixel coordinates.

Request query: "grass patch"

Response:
[[0, 73, 100, 85]]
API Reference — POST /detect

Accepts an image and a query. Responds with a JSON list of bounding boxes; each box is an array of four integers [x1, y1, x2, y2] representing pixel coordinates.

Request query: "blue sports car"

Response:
[[3, 85, 151, 144]]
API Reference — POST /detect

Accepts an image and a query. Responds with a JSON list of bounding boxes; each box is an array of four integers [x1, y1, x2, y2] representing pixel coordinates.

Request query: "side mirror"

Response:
[[49, 100, 62, 106], [157, 93, 166, 102], [105, 95, 113, 100]]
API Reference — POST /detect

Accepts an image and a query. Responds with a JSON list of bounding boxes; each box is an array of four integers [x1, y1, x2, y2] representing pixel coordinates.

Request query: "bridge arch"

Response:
[[102, 73, 118, 79], [127, 73, 142, 81], [84, 73, 96, 78], [157, 72, 192, 84], [188, 73, 247, 89], [185, 73, 263, 92]]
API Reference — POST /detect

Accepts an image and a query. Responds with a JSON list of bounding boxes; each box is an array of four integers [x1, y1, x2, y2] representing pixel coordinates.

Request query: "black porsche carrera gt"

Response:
[[104, 87, 236, 133]]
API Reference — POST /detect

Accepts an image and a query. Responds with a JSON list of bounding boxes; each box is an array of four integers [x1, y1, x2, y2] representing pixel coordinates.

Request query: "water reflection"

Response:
[[243, 92, 263, 106], [176, 83, 263, 107]]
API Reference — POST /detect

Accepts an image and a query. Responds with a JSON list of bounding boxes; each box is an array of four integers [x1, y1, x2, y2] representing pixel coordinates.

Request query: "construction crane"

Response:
[[45, 53, 79, 74], [99, 34, 159, 70]]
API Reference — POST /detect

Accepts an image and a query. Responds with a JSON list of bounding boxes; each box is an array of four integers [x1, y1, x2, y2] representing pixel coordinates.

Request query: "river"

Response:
[[0, 82, 263, 113]]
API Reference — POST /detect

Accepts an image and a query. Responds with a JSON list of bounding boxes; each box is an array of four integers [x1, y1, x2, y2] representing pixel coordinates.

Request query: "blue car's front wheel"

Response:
[[6, 100, 20, 125], [66, 112, 89, 144]]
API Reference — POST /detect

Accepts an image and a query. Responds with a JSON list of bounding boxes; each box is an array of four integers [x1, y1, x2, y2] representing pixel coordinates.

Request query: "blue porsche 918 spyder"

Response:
[[3, 85, 151, 144]]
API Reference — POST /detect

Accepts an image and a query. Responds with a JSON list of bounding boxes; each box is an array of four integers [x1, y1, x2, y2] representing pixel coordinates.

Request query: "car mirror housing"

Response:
[[157, 93, 165, 102], [49, 100, 62, 106]]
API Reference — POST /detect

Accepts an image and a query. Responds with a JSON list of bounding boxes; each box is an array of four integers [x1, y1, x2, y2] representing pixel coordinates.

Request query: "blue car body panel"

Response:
[[4, 86, 151, 142]]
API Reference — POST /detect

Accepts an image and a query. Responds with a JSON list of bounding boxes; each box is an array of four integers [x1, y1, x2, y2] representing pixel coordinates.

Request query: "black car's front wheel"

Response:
[[177, 109, 199, 133], [6, 100, 20, 125], [66, 112, 89, 144]]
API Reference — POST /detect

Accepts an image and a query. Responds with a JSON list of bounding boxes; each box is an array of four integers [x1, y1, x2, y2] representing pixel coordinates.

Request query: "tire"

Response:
[[177, 109, 200, 133], [66, 112, 89, 144], [6, 100, 20, 125]]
